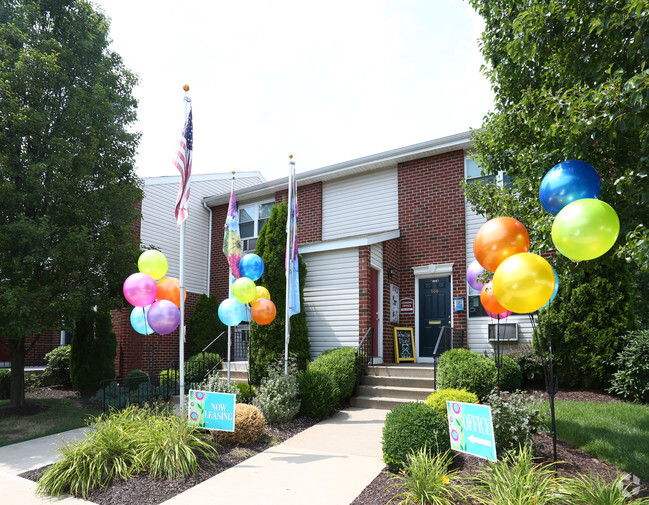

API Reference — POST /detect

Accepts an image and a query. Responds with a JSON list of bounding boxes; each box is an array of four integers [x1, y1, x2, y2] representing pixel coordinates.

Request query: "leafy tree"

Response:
[[248, 202, 310, 384], [0, 0, 142, 407], [187, 294, 228, 358], [70, 308, 116, 395], [465, 0, 649, 268]]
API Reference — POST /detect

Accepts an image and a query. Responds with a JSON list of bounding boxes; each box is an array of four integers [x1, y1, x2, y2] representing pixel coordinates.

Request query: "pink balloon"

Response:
[[147, 300, 180, 335], [485, 308, 512, 319], [123, 273, 158, 307]]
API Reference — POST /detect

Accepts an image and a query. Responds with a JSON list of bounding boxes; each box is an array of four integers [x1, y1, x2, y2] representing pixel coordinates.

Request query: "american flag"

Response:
[[174, 108, 193, 226]]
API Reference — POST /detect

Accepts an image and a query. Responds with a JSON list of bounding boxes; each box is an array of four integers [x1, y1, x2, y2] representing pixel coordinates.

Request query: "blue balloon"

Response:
[[218, 297, 247, 326], [239, 253, 265, 281], [539, 160, 601, 215], [542, 267, 560, 309], [130, 305, 153, 335]]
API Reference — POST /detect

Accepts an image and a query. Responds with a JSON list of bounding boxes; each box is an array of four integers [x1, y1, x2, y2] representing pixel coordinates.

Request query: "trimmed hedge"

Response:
[[298, 369, 338, 419], [0, 369, 10, 399], [382, 402, 450, 472], [496, 355, 523, 391], [425, 388, 479, 415], [308, 346, 358, 403], [437, 348, 496, 400]]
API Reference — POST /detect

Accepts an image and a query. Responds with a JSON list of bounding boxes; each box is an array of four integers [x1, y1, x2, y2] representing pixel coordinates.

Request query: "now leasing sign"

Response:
[[188, 390, 236, 432], [447, 401, 497, 462]]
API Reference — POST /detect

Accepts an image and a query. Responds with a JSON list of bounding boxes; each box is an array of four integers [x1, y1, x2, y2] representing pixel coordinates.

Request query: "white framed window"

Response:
[[239, 201, 274, 252]]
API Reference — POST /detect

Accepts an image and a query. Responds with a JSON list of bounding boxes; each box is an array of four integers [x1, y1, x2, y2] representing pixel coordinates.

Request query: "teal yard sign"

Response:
[[188, 390, 236, 432], [446, 401, 497, 462]]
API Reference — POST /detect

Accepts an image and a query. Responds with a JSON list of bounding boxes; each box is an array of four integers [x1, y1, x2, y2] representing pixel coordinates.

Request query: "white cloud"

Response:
[[95, 0, 493, 182]]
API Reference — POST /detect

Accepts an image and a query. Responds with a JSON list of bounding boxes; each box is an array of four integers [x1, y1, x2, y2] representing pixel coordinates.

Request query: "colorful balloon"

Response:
[[466, 259, 489, 291], [485, 309, 512, 319], [473, 217, 530, 272], [239, 253, 265, 281], [232, 277, 257, 304], [539, 160, 601, 215], [123, 272, 158, 307], [147, 300, 180, 335], [218, 297, 247, 326], [130, 305, 153, 335], [137, 250, 168, 280], [251, 298, 277, 325], [493, 253, 555, 313], [156, 277, 186, 308], [542, 267, 560, 308], [254, 285, 271, 302], [551, 199, 620, 261], [480, 281, 507, 314]]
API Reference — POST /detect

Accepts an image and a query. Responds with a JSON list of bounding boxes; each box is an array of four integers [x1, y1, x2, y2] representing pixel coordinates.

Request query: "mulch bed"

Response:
[[10, 386, 649, 504]]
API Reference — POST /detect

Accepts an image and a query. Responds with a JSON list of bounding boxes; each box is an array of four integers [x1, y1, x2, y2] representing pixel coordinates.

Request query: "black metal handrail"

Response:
[[355, 327, 374, 386]]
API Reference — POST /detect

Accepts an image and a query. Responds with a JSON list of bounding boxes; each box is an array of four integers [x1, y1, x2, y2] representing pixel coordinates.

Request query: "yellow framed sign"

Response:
[[394, 327, 416, 363]]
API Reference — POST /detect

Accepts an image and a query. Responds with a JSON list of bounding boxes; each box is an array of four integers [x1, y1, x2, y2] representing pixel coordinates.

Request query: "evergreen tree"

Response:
[[536, 256, 636, 390], [249, 202, 310, 384], [70, 308, 117, 395], [188, 294, 228, 358]]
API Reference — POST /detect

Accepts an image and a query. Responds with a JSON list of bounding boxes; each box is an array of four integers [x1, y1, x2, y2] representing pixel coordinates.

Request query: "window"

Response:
[[239, 201, 274, 252]]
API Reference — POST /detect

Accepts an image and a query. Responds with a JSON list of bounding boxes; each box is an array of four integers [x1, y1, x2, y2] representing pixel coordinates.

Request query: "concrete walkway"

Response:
[[0, 407, 387, 505]]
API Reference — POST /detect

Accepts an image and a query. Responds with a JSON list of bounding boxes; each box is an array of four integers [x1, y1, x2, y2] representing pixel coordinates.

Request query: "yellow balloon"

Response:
[[232, 277, 257, 304], [493, 253, 555, 314], [254, 286, 271, 302]]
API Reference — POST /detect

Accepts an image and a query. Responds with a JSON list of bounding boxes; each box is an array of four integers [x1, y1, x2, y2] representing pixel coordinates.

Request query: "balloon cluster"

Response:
[[467, 159, 619, 316], [123, 250, 186, 335], [218, 253, 277, 326], [540, 160, 620, 262]]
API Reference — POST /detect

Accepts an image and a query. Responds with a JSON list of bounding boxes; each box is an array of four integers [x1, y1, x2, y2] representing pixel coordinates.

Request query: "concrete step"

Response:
[[366, 365, 436, 378], [356, 384, 432, 401], [350, 395, 420, 410], [215, 370, 249, 382], [361, 375, 435, 389]]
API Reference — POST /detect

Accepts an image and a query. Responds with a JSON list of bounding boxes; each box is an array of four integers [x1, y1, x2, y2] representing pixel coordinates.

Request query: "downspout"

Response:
[[203, 201, 213, 296]]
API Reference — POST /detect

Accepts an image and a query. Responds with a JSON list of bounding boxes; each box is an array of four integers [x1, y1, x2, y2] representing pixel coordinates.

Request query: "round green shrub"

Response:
[[382, 402, 450, 472], [0, 369, 10, 400], [309, 347, 357, 403], [254, 373, 301, 424], [608, 330, 649, 403], [125, 369, 149, 391], [425, 388, 479, 415], [437, 348, 496, 400], [509, 346, 544, 387], [297, 369, 338, 418], [496, 355, 523, 392], [235, 382, 256, 404], [44, 345, 72, 387]]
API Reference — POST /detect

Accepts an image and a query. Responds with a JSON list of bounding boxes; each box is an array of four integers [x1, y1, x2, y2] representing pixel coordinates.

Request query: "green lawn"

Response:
[[543, 400, 649, 481], [0, 398, 101, 447]]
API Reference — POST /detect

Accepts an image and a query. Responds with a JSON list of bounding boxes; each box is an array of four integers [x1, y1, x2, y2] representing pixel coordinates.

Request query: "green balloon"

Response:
[[138, 250, 168, 280], [551, 199, 619, 261], [232, 277, 257, 304]]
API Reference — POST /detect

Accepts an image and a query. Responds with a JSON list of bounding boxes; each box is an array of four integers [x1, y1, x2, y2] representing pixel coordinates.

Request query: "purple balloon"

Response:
[[467, 260, 489, 291], [485, 309, 512, 319], [123, 272, 158, 307], [147, 300, 180, 335]]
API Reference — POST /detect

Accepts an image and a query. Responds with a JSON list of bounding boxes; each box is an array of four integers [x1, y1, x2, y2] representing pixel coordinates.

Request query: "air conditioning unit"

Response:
[[488, 323, 518, 342]]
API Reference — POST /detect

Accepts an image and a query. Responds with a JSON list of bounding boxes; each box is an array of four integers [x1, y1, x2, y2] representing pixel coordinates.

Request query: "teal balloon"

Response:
[[218, 297, 246, 326], [130, 305, 153, 335], [551, 199, 619, 261]]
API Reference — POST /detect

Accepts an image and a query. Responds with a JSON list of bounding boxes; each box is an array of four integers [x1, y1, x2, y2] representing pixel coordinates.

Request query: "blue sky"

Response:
[[95, 0, 493, 182]]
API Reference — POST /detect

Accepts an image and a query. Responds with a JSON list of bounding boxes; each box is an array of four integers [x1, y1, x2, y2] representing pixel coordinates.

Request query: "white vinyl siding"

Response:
[[322, 168, 398, 240], [303, 248, 360, 358], [465, 202, 534, 355], [140, 175, 262, 294]]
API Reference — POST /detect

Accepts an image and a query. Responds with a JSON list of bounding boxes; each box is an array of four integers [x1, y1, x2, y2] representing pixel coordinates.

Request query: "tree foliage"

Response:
[[465, 0, 649, 268], [187, 294, 227, 358], [0, 0, 142, 406], [70, 308, 117, 395], [248, 202, 310, 384]]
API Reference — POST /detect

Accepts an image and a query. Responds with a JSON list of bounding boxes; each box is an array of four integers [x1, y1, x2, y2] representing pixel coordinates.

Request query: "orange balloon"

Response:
[[156, 277, 187, 308], [480, 281, 507, 314], [251, 298, 276, 325], [473, 217, 530, 272]]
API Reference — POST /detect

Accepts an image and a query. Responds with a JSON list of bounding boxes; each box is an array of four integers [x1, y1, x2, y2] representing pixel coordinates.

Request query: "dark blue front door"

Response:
[[419, 276, 451, 358]]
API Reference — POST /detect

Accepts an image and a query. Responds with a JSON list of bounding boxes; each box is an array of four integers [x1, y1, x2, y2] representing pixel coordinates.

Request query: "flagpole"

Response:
[[179, 85, 191, 413], [284, 155, 295, 375], [227, 172, 235, 384]]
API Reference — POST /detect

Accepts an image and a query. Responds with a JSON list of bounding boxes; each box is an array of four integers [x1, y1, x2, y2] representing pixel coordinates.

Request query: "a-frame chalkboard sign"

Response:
[[394, 327, 416, 363]]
